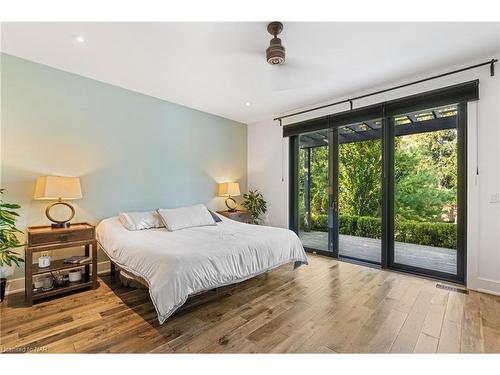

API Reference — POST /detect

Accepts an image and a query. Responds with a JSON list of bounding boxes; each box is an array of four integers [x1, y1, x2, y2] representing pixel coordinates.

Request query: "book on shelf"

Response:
[[63, 256, 91, 264]]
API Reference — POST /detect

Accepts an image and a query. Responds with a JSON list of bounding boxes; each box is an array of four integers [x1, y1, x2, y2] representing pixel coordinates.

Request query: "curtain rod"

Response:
[[274, 58, 497, 122]]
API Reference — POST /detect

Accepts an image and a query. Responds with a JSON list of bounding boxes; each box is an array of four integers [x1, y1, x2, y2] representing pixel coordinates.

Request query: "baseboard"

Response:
[[3, 277, 25, 296], [475, 288, 500, 297], [4, 260, 112, 296], [469, 277, 500, 296]]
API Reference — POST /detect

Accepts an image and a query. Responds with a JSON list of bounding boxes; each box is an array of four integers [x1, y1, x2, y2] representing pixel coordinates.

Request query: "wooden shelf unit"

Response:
[[25, 222, 98, 306]]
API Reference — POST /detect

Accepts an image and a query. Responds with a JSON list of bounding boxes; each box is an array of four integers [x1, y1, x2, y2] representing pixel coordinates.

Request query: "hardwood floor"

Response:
[[1, 254, 499, 353]]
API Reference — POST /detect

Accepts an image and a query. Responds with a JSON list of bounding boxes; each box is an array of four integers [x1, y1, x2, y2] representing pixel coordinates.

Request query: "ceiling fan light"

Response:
[[267, 54, 285, 65], [266, 40, 286, 65]]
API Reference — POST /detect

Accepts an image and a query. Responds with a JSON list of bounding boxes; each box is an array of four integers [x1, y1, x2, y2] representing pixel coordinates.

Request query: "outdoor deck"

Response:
[[299, 231, 457, 274]]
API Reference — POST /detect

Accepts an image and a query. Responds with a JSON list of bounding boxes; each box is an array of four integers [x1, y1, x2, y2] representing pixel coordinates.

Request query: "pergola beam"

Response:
[[299, 115, 457, 149], [395, 116, 456, 137]]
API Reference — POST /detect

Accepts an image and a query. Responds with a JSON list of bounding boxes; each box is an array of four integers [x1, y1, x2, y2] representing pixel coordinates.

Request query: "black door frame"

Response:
[[386, 102, 467, 284], [381, 115, 393, 269], [329, 127, 339, 258], [289, 131, 337, 258], [289, 102, 468, 284]]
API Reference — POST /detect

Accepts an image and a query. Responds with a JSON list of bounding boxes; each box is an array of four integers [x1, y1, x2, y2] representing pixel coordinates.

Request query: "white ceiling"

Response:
[[1, 22, 499, 124]]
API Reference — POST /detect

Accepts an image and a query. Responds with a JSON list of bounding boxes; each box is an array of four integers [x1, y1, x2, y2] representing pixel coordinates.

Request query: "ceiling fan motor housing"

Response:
[[267, 21, 285, 65], [267, 37, 285, 65]]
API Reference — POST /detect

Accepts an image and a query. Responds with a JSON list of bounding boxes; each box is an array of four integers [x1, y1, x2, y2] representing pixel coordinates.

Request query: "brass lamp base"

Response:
[[46, 199, 75, 229], [225, 196, 238, 212]]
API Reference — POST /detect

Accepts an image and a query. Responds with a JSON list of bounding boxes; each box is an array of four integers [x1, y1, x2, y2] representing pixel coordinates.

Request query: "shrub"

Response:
[[339, 214, 357, 235], [307, 213, 456, 249], [311, 214, 328, 231], [395, 220, 456, 249], [355, 216, 382, 239]]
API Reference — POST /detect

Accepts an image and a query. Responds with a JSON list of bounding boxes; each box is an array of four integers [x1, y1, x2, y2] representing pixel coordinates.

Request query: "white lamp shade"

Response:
[[34, 176, 82, 200], [218, 182, 240, 197]]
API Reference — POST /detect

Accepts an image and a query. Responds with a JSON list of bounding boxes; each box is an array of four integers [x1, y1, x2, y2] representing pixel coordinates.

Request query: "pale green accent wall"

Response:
[[1, 53, 247, 280]]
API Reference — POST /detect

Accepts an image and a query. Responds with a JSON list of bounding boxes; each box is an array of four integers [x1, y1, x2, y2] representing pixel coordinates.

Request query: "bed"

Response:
[[96, 214, 308, 324]]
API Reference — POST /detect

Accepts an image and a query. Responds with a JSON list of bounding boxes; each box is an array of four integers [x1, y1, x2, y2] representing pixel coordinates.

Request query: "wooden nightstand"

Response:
[[217, 210, 252, 223], [25, 223, 98, 306]]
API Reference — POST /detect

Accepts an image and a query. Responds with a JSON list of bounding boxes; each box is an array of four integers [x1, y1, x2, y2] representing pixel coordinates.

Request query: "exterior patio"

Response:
[[299, 231, 457, 274]]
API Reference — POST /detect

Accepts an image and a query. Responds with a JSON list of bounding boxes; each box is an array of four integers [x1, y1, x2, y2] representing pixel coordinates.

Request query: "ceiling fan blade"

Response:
[[268, 65, 298, 91], [267, 60, 331, 91]]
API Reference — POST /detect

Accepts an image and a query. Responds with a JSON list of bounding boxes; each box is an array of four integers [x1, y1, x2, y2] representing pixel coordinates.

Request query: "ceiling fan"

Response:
[[264, 21, 327, 91], [266, 21, 286, 65]]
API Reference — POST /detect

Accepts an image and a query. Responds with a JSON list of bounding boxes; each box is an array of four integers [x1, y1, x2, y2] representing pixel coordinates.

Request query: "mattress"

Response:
[[96, 214, 308, 324]]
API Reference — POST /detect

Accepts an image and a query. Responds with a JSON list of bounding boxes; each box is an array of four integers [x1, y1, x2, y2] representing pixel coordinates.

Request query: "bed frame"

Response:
[[108, 259, 232, 313], [110, 260, 117, 278]]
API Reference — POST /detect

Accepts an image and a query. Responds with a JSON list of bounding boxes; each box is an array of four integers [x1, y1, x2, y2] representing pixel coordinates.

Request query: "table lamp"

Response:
[[34, 176, 82, 228], [218, 182, 240, 212]]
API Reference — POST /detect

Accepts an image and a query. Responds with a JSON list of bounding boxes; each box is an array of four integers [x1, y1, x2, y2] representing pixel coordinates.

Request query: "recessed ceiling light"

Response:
[[73, 35, 85, 43], [245, 102, 251, 107]]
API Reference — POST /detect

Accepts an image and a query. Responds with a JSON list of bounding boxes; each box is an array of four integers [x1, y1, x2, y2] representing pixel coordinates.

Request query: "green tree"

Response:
[[310, 146, 329, 214], [395, 130, 456, 222], [298, 145, 329, 230], [339, 139, 382, 217]]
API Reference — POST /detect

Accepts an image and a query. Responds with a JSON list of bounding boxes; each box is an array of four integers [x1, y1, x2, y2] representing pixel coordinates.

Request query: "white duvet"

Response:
[[96, 215, 308, 324]]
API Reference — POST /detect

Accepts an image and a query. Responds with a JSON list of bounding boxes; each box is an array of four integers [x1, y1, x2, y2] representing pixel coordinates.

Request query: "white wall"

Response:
[[247, 121, 289, 228], [248, 55, 500, 295]]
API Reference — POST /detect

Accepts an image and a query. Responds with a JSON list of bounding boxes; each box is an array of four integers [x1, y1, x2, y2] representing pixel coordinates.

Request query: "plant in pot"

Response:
[[242, 190, 267, 225], [0, 189, 25, 302]]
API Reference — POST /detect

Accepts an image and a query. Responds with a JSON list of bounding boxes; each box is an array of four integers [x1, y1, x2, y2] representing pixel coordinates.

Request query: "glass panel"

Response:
[[338, 120, 382, 264], [298, 130, 331, 252], [393, 104, 458, 275]]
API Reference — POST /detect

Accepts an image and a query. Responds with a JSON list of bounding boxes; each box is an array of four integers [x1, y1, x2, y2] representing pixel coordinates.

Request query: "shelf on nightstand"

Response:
[[32, 259, 91, 276], [32, 280, 93, 300]]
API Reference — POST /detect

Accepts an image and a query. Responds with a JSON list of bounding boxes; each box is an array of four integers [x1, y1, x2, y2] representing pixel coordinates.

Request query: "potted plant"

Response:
[[242, 190, 267, 225], [0, 189, 25, 302]]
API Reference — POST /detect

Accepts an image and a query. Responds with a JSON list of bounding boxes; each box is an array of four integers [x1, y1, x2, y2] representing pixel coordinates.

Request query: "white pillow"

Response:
[[157, 204, 216, 231], [119, 211, 164, 231]]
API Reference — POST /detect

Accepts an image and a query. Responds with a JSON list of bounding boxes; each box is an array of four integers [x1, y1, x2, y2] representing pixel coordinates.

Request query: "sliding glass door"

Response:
[[297, 130, 334, 255], [388, 103, 466, 281], [294, 120, 383, 263], [337, 120, 383, 264], [289, 95, 468, 283]]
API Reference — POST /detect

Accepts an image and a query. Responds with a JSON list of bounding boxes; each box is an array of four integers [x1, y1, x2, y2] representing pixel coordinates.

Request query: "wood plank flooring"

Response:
[[1, 254, 499, 353]]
